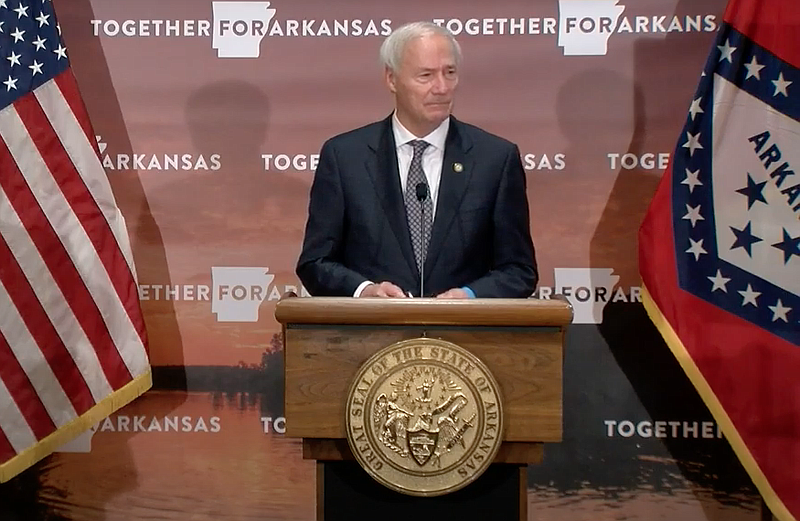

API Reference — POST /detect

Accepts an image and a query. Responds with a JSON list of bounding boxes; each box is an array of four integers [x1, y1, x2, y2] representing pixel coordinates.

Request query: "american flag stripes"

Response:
[[0, 0, 150, 482]]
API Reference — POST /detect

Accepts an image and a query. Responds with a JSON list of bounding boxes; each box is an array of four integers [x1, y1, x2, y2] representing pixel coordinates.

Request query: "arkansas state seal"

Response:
[[345, 337, 504, 496]]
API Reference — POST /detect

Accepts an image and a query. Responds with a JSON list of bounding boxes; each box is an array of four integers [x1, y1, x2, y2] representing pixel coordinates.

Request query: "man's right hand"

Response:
[[359, 281, 408, 298]]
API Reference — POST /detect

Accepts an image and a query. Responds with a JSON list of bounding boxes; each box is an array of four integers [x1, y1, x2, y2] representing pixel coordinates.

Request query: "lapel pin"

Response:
[[453, 162, 463, 173]]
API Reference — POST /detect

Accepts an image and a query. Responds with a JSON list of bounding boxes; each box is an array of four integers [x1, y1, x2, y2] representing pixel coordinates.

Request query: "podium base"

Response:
[[318, 461, 526, 521]]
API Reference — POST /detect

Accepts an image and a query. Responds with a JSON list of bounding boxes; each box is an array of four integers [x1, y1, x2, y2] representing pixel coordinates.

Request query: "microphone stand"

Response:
[[415, 182, 429, 298]]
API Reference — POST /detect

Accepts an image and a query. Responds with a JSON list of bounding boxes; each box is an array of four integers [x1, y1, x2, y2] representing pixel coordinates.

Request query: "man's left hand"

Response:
[[435, 288, 469, 299]]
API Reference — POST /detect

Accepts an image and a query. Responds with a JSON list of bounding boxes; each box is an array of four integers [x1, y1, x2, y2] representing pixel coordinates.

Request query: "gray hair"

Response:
[[380, 21, 462, 72]]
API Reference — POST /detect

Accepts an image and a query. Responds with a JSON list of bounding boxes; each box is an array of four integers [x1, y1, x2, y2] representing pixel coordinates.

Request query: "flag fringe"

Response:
[[641, 284, 795, 521], [0, 370, 152, 483]]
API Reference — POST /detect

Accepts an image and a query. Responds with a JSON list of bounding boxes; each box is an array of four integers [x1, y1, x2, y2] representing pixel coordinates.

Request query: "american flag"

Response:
[[0, 0, 150, 482], [640, 0, 800, 519]]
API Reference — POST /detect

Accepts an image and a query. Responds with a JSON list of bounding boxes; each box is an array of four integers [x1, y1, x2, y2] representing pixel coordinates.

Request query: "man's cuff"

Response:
[[461, 286, 476, 298], [354, 280, 374, 297]]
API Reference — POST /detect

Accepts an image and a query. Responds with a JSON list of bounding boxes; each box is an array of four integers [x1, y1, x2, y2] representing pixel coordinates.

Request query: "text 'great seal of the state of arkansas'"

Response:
[[345, 337, 504, 496]]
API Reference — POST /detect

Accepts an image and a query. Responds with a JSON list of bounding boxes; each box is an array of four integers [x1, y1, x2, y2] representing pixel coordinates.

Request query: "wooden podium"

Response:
[[276, 296, 572, 521]]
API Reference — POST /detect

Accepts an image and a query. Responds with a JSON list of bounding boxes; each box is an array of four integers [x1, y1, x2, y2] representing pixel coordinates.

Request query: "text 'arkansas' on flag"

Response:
[[0, 0, 151, 482], [639, 1, 800, 520]]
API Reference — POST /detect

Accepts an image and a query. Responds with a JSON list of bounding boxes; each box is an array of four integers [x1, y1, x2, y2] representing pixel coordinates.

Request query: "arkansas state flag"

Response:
[[639, 1, 800, 520]]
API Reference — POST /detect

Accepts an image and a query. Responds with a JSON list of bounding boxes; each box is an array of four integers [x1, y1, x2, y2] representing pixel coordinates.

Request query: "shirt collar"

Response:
[[392, 113, 450, 151]]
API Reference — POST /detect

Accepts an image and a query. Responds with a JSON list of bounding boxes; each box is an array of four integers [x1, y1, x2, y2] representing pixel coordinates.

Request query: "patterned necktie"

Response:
[[404, 139, 432, 273]]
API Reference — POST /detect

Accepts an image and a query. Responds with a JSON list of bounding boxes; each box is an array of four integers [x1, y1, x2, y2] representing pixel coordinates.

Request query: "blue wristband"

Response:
[[461, 286, 476, 298]]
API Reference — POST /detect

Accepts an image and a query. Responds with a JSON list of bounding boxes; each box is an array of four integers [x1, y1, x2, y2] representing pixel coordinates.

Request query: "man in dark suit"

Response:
[[297, 21, 537, 298]]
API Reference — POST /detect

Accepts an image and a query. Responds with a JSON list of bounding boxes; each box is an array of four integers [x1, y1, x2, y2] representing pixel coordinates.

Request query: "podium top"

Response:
[[274, 296, 573, 327]]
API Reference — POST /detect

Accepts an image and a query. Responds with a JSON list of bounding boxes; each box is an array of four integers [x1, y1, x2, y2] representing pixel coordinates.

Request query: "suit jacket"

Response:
[[296, 115, 537, 297]]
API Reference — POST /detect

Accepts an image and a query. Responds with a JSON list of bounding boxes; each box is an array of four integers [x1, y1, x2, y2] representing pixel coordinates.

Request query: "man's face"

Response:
[[386, 33, 458, 134]]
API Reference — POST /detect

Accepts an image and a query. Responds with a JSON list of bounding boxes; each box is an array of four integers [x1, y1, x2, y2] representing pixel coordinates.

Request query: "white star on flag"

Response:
[[35, 11, 49, 27], [717, 38, 737, 63], [686, 238, 707, 261], [3, 74, 18, 91], [32, 35, 46, 50], [682, 132, 703, 156], [13, 3, 28, 18], [53, 43, 66, 59], [772, 72, 792, 97], [708, 270, 731, 292], [768, 299, 791, 322], [6, 50, 21, 67], [10, 26, 24, 42], [738, 284, 761, 307], [29, 60, 43, 75], [681, 168, 703, 193], [744, 56, 765, 80], [688, 97, 704, 121], [683, 204, 704, 227]]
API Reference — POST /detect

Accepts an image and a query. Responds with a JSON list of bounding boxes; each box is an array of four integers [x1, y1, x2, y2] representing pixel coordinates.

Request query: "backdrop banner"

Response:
[[0, 0, 767, 519]]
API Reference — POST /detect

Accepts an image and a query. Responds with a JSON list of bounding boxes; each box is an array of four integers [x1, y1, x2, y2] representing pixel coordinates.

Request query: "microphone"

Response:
[[415, 182, 428, 203], [415, 182, 429, 298]]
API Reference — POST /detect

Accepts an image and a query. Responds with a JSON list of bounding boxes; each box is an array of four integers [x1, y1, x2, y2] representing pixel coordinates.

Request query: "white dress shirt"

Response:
[[353, 115, 451, 297], [392, 113, 450, 214]]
